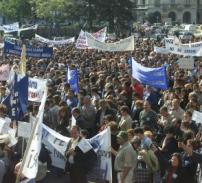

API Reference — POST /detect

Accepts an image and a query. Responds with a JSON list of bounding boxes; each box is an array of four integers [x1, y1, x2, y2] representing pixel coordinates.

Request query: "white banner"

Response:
[[154, 46, 169, 54], [35, 34, 75, 46], [42, 124, 70, 169], [178, 57, 194, 69], [86, 32, 134, 52], [21, 89, 47, 179], [0, 22, 19, 33], [28, 78, 47, 103], [41, 125, 112, 182], [76, 27, 107, 49], [165, 38, 202, 56]]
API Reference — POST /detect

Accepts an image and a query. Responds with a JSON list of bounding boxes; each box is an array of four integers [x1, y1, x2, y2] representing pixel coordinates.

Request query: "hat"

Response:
[[117, 131, 128, 141]]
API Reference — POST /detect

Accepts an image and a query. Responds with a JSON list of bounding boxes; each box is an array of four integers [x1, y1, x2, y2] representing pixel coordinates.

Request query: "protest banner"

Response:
[[41, 124, 112, 182], [132, 58, 168, 90], [76, 27, 107, 49], [164, 38, 202, 57], [192, 110, 202, 123], [4, 41, 53, 59], [42, 124, 70, 169], [0, 64, 10, 81], [35, 34, 75, 46], [154, 46, 169, 54], [16, 89, 47, 182], [178, 57, 194, 69], [28, 78, 47, 103], [0, 22, 19, 33], [86, 32, 134, 52]]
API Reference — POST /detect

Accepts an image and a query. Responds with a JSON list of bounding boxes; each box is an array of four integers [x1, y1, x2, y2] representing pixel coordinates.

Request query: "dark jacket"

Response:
[[75, 115, 86, 129], [162, 166, 184, 183]]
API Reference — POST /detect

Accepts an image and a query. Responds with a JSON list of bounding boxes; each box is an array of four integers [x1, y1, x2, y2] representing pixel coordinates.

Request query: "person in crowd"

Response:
[[118, 105, 133, 131], [130, 99, 143, 127], [112, 131, 137, 183], [139, 100, 158, 132], [49, 95, 60, 129], [161, 153, 184, 183], [158, 106, 172, 128], [71, 107, 86, 129], [65, 126, 97, 183], [169, 98, 185, 120], [81, 95, 96, 137]]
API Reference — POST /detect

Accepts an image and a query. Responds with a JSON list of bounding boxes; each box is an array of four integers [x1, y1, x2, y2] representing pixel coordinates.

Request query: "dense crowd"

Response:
[[0, 30, 202, 183]]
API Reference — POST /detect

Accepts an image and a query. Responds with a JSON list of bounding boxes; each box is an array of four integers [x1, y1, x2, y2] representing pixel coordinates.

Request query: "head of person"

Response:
[[127, 129, 135, 141], [107, 121, 118, 135], [83, 95, 91, 105], [80, 129, 89, 139], [120, 105, 130, 116], [164, 126, 175, 138], [71, 107, 81, 118], [131, 136, 141, 150], [160, 106, 168, 117], [172, 98, 180, 110], [0, 86, 6, 96], [99, 99, 107, 110], [183, 110, 192, 124], [70, 125, 80, 140], [143, 100, 151, 112], [135, 100, 143, 109], [171, 153, 182, 168], [116, 131, 128, 145], [172, 118, 182, 129], [134, 127, 144, 139]]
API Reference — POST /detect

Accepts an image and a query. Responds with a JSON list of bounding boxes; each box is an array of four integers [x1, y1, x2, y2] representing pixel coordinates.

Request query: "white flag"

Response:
[[21, 88, 47, 179]]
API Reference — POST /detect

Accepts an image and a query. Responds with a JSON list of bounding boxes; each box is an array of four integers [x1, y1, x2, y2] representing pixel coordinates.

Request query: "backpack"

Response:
[[134, 157, 152, 183]]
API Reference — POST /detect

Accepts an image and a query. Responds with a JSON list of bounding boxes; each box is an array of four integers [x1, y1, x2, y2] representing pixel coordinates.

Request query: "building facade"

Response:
[[135, 0, 202, 24]]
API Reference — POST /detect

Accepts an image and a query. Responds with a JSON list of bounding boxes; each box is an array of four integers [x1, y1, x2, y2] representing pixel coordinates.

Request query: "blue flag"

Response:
[[3, 74, 28, 121], [67, 67, 79, 94], [132, 58, 168, 90]]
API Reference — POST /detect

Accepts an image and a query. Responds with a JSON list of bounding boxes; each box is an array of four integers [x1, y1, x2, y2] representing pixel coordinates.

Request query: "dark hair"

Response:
[[134, 127, 144, 134], [164, 126, 175, 135], [171, 153, 182, 168], [120, 105, 130, 114]]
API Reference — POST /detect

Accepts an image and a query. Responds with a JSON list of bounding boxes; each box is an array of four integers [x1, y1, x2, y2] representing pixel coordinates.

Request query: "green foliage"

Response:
[[0, 0, 32, 21]]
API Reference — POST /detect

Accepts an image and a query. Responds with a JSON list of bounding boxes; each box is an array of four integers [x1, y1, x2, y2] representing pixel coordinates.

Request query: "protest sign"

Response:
[[178, 57, 194, 69], [165, 38, 202, 57], [4, 41, 53, 59], [0, 22, 19, 33], [35, 34, 75, 46], [0, 64, 10, 81], [18, 121, 32, 138], [86, 32, 134, 52], [76, 27, 107, 49], [192, 110, 202, 123], [28, 78, 47, 103]]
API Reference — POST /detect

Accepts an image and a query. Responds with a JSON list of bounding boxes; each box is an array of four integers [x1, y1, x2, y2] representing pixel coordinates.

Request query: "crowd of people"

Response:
[[0, 29, 202, 183]]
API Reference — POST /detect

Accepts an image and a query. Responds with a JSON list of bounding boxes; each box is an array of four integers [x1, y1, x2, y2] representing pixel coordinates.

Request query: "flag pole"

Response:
[[15, 88, 47, 183]]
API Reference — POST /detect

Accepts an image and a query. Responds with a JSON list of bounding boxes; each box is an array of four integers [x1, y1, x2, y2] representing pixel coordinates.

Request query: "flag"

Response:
[[67, 67, 79, 94], [19, 45, 27, 75], [20, 88, 47, 179], [3, 73, 28, 121], [132, 58, 168, 90]]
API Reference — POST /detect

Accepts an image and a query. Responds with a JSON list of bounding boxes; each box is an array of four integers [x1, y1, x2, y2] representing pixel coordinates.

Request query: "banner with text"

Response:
[[0, 22, 19, 33], [21, 89, 47, 179], [4, 41, 53, 58], [86, 32, 134, 52], [76, 27, 107, 49], [35, 34, 75, 46], [28, 78, 47, 103], [41, 125, 112, 182], [165, 38, 202, 57]]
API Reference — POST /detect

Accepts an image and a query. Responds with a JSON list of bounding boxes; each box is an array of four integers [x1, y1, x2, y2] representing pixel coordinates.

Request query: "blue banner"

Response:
[[67, 67, 79, 94], [4, 41, 53, 58], [132, 58, 168, 90]]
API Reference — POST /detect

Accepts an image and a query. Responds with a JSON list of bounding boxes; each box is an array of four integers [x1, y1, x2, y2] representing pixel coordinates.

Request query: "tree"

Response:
[[0, 0, 32, 22], [92, 0, 134, 33]]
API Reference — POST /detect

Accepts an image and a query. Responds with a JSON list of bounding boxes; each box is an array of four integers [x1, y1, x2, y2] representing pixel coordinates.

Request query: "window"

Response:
[[142, 0, 145, 5]]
